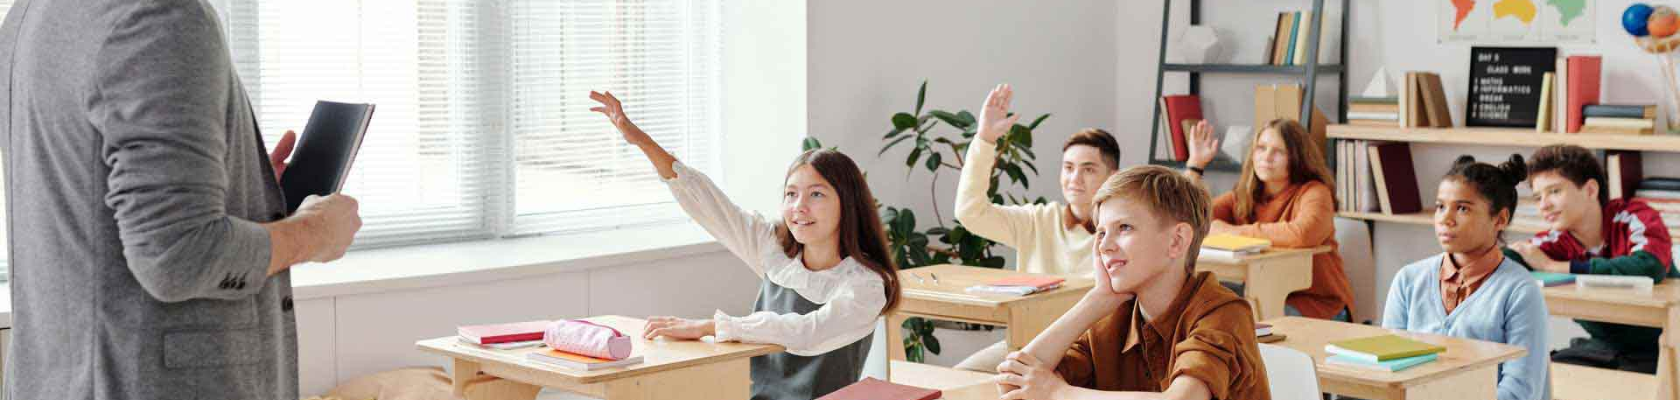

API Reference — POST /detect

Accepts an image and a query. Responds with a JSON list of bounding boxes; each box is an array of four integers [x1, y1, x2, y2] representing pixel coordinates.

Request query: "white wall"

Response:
[[807, 0, 1122, 265]]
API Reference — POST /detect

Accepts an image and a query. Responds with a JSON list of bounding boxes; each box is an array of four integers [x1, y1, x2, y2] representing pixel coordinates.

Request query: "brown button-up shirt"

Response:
[[1054, 272, 1271, 400], [1439, 246, 1504, 315]]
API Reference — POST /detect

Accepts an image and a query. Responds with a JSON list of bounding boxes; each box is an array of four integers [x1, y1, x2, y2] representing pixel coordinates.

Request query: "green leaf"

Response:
[[884, 127, 907, 140], [880, 135, 913, 156], [982, 256, 1007, 268], [1002, 164, 1027, 188], [948, 226, 967, 243], [925, 152, 942, 172], [1021, 160, 1040, 175], [802, 137, 822, 151], [929, 110, 964, 128], [892, 112, 918, 130], [926, 227, 950, 236], [902, 317, 918, 330], [1010, 125, 1033, 147], [1028, 113, 1051, 130], [908, 344, 924, 363], [894, 209, 917, 235], [905, 147, 924, 169], [915, 80, 928, 116], [924, 334, 942, 355], [956, 110, 976, 127]]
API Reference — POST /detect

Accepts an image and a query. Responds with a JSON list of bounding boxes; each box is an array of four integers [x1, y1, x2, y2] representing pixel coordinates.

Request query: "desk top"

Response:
[[416, 315, 782, 384], [1197, 245, 1332, 264], [898, 264, 1094, 308], [1263, 317, 1526, 388], [1542, 281, 1680, 309]]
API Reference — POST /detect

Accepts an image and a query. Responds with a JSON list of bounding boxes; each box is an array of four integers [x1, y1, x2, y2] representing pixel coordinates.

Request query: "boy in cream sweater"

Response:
[[952, 84, 1120, 371]]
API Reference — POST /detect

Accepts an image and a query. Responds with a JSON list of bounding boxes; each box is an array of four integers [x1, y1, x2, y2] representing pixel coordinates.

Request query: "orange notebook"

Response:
[[818, 378, 941, 400]]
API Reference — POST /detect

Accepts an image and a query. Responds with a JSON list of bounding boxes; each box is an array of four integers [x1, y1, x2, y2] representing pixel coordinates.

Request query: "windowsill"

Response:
[[290, 222, 724, 300], [0, 222, 725, 329]]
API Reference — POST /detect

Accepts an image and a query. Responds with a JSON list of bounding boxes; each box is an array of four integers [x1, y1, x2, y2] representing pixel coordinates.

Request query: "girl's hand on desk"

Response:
[[642, 316, 715, 340]]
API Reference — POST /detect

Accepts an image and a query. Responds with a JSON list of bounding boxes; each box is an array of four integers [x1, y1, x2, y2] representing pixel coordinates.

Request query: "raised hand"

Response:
[[1185, 119, 1218, 169], [589, 90, 652, 147], [977, 84, 1021, 144]]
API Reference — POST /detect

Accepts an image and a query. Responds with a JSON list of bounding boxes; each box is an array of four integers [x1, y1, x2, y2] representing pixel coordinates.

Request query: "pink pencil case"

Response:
[[543, 319, 633, 360]]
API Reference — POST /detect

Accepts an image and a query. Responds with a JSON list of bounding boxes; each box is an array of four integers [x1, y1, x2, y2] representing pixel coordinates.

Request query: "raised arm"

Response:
[[1182, 120, 1218, 185], [954, 84, 1038, 248], [590, 91, 776, 275]]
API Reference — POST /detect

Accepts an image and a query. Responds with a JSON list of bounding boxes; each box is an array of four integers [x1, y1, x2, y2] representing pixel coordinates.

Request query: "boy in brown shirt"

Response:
[[994, 165, 1270, 400]]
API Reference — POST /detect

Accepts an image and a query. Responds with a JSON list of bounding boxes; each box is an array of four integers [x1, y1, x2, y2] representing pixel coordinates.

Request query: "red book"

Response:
[[817, 378, 941, 400], [1566, 55, 1602, 133], [1369, 142, 1422, 214], [458, 320, 550, 345], [1162, 95, 1203, 161]]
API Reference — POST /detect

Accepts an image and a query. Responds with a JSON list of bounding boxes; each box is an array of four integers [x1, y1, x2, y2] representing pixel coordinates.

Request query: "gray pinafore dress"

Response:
[[748, 279, 874, 400]]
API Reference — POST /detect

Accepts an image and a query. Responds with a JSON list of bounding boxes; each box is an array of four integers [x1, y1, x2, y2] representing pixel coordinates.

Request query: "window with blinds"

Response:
[[206, 0, 722, 248]]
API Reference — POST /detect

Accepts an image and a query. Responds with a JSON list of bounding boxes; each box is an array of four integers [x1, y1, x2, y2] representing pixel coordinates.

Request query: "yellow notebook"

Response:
[[1325, 335, 1446, 363], [1201, 234, 1272, 252]]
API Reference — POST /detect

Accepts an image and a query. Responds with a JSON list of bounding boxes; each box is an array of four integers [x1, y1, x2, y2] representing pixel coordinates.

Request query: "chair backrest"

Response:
[[1258, 343, 1321, 400]]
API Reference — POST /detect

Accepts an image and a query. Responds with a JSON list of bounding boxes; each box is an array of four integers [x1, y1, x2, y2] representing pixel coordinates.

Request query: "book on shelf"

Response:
[[1640, 177, 1680, 192], [1347, 112, 1399, 121], [1326, 352, 1439, 372], [1537, 72, 1555, 132], [1271, 12, 1292, 66], [1326, 335, 1446, 363], [1565, 55, 1603, 134], [1638, 189, 1680, 200], [1584, 104, 1658, 119], [1162, 95, 1203, 162], [1399, 72, 1452, 128], [1292, 11, 1314, 65], [1607, 151, 1643, 200], [1369, 142, 1423, 214]]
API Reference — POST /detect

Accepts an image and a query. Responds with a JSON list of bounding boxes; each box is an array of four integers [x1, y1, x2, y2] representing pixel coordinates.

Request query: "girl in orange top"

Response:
[[1182, 119, 1355, 321]]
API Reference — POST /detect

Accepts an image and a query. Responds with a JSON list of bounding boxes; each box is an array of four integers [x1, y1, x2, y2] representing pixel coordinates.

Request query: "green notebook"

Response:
[[1531, 271, 1577, 287], [1325, 335, 1446, 363]]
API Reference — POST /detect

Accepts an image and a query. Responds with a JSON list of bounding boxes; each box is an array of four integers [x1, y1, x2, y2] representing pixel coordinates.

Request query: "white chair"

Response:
[[1259, 343, 1321, 400]]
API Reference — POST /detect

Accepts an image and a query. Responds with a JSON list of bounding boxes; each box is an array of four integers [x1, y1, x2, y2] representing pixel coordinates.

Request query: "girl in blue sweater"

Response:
[[1383, 155, 1550, 400]]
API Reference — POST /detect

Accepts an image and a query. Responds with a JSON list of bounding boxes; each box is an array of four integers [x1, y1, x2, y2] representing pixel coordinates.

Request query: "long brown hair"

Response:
[[775, 149, 902, 313], [1231, 119, 1336, 221]]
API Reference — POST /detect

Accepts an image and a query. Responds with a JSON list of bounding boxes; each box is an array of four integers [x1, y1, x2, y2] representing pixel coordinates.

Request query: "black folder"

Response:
[[280, 100, 375, 213]]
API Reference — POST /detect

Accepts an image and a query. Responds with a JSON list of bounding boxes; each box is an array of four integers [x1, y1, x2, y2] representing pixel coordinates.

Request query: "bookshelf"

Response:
[[1147, 0, 1351, 173], [1336, 210, 1680, 238], [1329, 123, 1680, 237], [1329, 124, 1680, 153]]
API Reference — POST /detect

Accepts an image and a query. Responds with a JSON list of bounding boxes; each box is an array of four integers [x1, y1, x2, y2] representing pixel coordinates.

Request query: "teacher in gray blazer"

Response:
[[0, 1, 363, 399]]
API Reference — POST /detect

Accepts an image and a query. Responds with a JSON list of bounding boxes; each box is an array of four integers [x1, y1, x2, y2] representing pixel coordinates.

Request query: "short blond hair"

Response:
[[1091, 165, 1212, 273]]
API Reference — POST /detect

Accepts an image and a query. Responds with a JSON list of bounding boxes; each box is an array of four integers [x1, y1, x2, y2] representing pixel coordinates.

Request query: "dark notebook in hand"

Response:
[[280, 100, 375, 213], [817, 378, 941, 400]]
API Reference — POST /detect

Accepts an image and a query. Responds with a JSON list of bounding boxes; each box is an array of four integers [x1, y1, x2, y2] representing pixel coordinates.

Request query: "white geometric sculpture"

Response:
[[1178, 25, 1227, 64]]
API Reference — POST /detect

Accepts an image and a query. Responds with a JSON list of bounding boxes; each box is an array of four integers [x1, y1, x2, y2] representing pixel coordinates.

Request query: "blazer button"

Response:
[[281, 296, 294, 312]]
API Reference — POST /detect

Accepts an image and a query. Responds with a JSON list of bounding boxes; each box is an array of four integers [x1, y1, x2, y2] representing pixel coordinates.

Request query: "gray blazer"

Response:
[[0, 0, 298, 399]]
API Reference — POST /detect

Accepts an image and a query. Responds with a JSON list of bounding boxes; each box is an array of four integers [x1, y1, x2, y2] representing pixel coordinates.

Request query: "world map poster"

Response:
[[1440, 0, 1595, 44]]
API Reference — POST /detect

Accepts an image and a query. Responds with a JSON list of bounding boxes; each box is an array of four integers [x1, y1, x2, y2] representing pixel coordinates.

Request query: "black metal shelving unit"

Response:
[[1147, 0, 1350, 172]]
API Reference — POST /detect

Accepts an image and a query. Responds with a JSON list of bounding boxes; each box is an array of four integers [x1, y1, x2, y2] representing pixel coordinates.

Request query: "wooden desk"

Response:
[[887, 360, 995, 391], [416, 315, 782, 400], [943, 382, 1002, 400], [1543, 281, 1680, 400], [1264, 316, 1526, 400], [1197, 246, 1329, 321], [885, 264, 1093, 374]]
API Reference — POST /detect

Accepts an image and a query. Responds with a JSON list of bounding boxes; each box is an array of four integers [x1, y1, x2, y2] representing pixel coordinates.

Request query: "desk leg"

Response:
[[1403, 363, 1497, 400], [887, 312, 909, 365], [1246, 254, 1313, 321], [602, 357, 753, 400], [452, 358, 483, 397], [1658, 306, 1680, 400]]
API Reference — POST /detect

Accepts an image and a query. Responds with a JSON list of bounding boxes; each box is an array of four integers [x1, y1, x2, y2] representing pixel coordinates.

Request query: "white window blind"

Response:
[[205, 0, 721, 249], [508, 0, 721, 235]]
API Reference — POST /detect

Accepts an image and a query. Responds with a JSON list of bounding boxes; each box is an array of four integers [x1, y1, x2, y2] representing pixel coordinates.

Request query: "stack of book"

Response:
[[1637, 177, 1680, 224], [1347, 96, 1399, 126], [527, 348, 644, 371], [1324, 335, 1445, 372], [1335, 141, 1422, 215], [966, 276, 1065, 296], [1581, 104, 1657, 135], [1256, 322, 1284, 343], [458, 320, 549, 350], [1200, 234, 1271, 258]]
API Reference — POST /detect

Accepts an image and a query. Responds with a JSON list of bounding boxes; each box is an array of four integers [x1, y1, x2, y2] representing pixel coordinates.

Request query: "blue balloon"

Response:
[[1628, 3, 1656, 36]]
